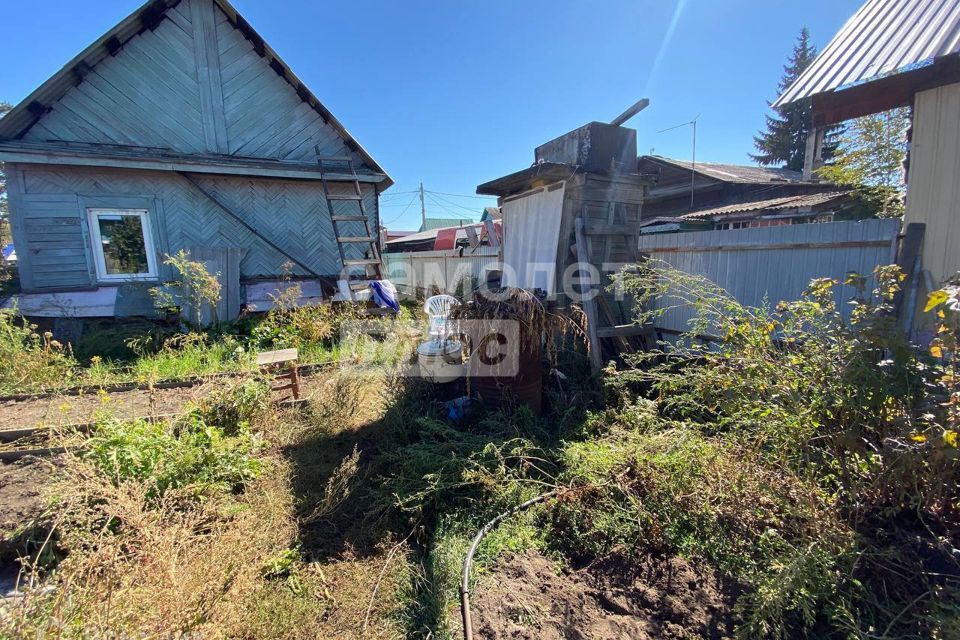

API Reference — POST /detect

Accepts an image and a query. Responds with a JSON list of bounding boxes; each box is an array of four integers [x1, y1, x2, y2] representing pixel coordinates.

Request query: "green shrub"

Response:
[[608, 262, 960, 638], [185, 376, 272, 437], [0, 308, 78, 394], [83, 413, 262, 500]]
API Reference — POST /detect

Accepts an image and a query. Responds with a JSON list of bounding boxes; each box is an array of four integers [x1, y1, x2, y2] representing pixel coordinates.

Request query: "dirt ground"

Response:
[[461, 550, 736, 640], [0, 455, 59, 563], [0, 370, 338, 431]]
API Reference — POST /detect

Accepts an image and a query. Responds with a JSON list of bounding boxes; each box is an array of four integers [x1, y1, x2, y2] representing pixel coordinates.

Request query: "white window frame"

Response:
[[86, 208, 158, 282]]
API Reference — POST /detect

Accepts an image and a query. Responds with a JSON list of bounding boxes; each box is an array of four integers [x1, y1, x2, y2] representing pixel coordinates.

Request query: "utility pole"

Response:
[[419, 182, 426, 230]]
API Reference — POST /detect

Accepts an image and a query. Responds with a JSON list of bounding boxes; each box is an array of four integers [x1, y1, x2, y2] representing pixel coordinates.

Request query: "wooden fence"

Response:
[[636, 219, 902, 334]]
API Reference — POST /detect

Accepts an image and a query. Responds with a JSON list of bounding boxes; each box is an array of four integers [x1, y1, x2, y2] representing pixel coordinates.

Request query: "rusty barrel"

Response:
[[470, 337, 543, 414]]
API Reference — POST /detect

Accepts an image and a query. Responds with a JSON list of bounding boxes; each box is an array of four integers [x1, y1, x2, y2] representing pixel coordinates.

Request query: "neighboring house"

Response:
[[638, 155, 846, 219], [384, 220, 501, 253], [480, 206, 501, 222], [0, 0, 391, 320], [776, 0, 960, 330], [640, 191, 854, 233], [419, 217, 477, 232]]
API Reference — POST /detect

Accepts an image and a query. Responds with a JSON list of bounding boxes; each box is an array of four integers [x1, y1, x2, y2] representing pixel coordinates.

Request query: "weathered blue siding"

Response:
[[8, 162, 377, 313], [22, 0, 364, 165]]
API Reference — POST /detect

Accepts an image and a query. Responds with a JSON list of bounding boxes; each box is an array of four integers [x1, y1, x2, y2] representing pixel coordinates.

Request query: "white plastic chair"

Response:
[[424, 294, 460, 343]]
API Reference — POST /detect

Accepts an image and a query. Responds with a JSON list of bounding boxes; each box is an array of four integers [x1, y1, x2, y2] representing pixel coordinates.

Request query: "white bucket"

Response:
[[416, 340, 465, 383]]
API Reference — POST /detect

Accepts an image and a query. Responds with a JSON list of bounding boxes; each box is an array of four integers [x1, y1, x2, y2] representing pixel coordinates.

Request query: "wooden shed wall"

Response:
[[22, 0, 365, 165], [906, 81, 960, 286], [7, 162, 377, 298]]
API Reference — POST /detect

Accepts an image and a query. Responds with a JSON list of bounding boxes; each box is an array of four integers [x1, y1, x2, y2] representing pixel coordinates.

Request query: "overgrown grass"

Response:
[[0, 299, 423, 395], [5, 269, 958, 639]]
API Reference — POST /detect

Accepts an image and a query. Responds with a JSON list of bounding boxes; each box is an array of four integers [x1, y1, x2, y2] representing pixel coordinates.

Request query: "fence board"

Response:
[[384, 248, 500, 297], [637, 219, 900, 334]]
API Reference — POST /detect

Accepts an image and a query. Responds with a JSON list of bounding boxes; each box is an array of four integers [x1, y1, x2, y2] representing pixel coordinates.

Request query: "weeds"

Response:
[[0, 309, 77, 394], [607, 261, 960, 638]]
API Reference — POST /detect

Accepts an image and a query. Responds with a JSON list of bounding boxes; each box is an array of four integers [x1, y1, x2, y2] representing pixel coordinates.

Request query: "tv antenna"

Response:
[[657, 114, 701, 209]]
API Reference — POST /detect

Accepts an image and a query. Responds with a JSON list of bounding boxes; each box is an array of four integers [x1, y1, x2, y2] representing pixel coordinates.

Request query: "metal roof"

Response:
[[776, 0, 960, 106], [644, 156, 805, 184], [0, 0, 392, 187], [680, 192, 852, 220], [420, 217, 478, 232]]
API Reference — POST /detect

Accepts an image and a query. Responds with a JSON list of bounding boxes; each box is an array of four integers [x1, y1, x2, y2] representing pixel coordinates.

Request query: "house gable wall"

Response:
[[21, 0, 365, 167]]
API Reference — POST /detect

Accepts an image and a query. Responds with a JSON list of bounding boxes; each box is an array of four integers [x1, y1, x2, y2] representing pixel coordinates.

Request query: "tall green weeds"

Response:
[[601, 261, 960, 637]]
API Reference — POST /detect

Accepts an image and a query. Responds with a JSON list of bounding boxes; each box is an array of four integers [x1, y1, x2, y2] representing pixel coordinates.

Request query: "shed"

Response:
[[477, 121, 655, 368], [0, 0, 391, 319], [776, 0, 960, 326]]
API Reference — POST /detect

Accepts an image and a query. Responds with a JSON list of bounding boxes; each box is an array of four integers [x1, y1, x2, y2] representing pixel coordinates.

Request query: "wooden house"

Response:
[[0, 0, 391, 320], [637, 155, 848, 223]]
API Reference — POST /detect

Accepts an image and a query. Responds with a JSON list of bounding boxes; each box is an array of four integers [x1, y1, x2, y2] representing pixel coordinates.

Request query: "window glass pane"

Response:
[[97, 214, 149, 275]]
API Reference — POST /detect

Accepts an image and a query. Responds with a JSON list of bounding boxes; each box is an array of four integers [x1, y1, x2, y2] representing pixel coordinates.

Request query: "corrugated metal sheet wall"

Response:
[[384, 248, 500, 297], [637, 219, 901, 334]]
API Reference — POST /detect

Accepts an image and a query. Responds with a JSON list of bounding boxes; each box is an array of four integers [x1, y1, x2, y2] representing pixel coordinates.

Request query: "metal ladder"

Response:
[[316, 148, 383, 299]]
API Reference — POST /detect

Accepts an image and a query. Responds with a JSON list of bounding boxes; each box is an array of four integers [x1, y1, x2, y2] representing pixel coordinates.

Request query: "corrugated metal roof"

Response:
[[776, 0, 960, 106], [643, 156, 805, 183], [420, 217, 477, 232], [679, 191, 851, 220]]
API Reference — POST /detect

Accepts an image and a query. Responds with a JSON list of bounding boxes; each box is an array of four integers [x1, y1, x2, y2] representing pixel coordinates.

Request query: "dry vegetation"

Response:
[[1, 271, 958, 639]]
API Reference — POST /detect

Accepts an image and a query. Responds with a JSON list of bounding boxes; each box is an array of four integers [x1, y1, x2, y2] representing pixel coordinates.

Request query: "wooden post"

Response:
[[802, 128, 825, 181], [893, 223, 926, 328], [575, 218, 603, 372]]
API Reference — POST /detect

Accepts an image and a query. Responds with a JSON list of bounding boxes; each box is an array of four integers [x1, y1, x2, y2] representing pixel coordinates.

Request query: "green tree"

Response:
[[752, 28, 837, 171], [0, 101, 12, 245], [818, 108, 910, 218]]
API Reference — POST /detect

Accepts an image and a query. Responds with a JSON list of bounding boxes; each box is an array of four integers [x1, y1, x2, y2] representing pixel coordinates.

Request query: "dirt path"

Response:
[[0, 369, 337, 431], [458, 549, 736, 640]]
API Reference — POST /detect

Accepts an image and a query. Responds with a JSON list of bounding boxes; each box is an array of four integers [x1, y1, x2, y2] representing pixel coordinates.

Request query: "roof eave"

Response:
[[0, 142, 390, 184]]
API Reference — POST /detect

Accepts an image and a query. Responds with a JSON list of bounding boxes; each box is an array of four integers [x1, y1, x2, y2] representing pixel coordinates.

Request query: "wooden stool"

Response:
[[256, 348, 301, 401]]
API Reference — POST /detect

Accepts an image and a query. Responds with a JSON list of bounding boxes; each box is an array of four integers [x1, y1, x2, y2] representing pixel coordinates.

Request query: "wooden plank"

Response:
[[190, 0, 229, 154], [575, 218, 603, 372], [0, 147, 384, 184], [123, 38, 202, 103], [584, 224, 636, 236], [596, 323, 656, 338], [893, 223, 925, 324], [81, 70, 197, 150], [255, 348, 299, 366], [177, 172, 322, 277]]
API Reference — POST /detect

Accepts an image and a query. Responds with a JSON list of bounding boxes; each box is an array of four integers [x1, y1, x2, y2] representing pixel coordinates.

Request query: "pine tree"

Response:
[[752, 28, 833, 171]]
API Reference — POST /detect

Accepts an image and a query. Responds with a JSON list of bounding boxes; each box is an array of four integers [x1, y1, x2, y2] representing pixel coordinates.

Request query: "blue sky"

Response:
[[1, 0, 862, 230]]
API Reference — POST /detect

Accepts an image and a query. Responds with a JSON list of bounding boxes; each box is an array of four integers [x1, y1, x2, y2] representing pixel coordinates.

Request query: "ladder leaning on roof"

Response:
[[315, 148, 383, 300]]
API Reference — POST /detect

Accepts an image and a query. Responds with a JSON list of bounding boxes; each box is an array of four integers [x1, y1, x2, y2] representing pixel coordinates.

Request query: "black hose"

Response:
[[460, 490, 557, 640]]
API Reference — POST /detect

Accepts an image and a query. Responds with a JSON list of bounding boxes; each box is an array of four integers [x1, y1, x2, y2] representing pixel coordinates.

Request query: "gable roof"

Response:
[[640, 155, 804, 185], [775, 0, 960, 108], [679, 191, 852, 220], [0, 0, 391, 187]]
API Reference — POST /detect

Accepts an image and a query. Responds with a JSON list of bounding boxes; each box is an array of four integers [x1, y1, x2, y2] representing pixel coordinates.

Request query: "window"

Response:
[[87, 209, 157, 281], [715, 219, 792, 231]]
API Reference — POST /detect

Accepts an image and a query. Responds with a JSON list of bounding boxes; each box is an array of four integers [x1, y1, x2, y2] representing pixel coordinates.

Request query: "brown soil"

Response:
[[463, 550, 736, 640], [0, 455, 60, 561], [0, 371, 336, 431]]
